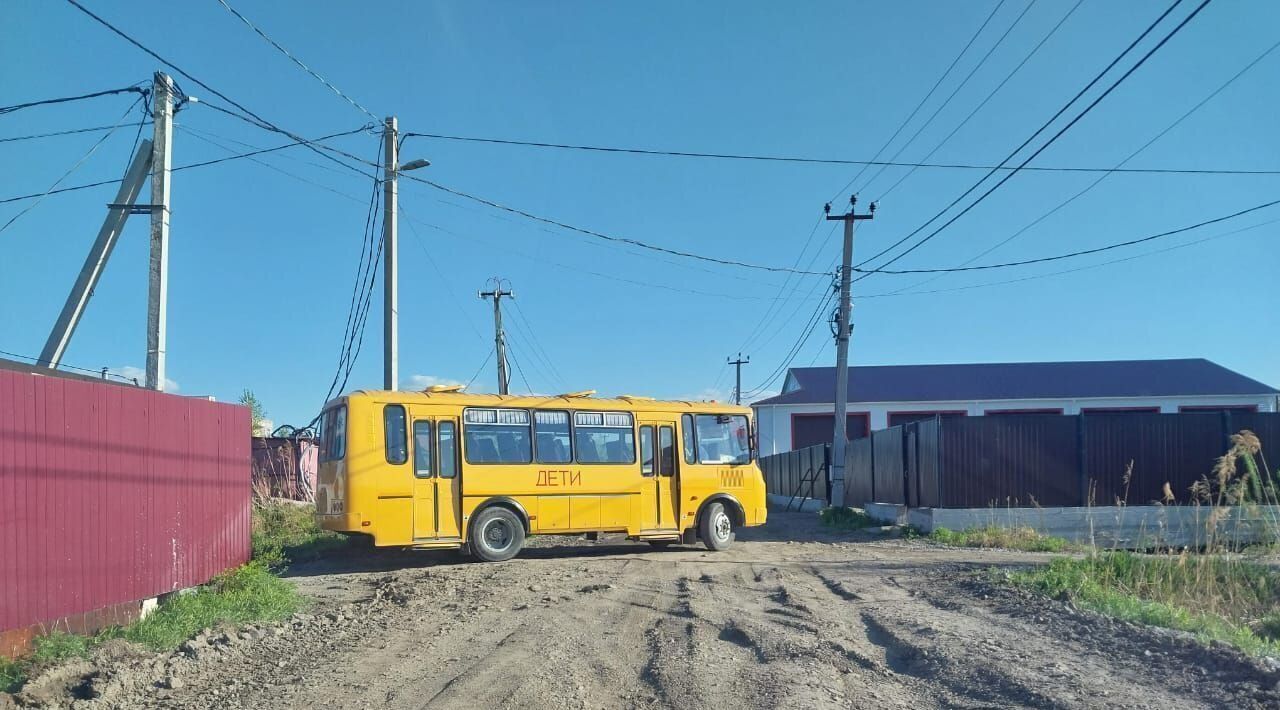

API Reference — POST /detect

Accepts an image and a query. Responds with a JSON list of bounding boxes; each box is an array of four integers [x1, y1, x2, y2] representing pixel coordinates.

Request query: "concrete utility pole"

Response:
[[478, 279, 514, 395], [824, 195, 875, 508], [145, 72, 174, 391], [728, 353, 750, 405], [38, 141, 154, 369], [383, 116, 399, 391]]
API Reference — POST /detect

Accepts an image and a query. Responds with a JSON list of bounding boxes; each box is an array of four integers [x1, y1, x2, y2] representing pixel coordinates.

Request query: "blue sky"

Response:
[[2, 0, 1277, 428]]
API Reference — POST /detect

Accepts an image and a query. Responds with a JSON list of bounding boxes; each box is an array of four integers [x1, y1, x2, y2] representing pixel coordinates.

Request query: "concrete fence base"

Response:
[[767, 493, 826, 513], [900, 505, 1280, 549]]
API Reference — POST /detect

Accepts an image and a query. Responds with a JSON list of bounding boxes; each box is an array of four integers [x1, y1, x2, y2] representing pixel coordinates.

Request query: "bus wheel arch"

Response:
[[696, 495, 744, 551], [468, 503, 527, 563], [470, 497, 532, 535]]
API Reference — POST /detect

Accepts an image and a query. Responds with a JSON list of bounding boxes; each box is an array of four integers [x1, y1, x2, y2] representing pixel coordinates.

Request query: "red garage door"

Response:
[[791, 413, 869, 450]]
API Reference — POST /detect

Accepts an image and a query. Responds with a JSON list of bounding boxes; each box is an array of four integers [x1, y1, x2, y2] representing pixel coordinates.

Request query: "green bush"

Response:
[[930, 525, 1071, 552], [818, 507, 874, 531], [0, 657, 26, 694], [252, 501, 347, 567]]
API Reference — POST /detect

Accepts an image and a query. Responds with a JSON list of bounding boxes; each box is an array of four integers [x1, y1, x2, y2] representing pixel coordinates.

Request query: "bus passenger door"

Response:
[[656, 424, 679, 529], [411, 419, 437, 539], [434, 419, 461, 538]]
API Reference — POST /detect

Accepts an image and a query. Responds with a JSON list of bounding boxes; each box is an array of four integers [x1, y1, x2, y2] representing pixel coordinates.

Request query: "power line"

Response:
[[212, 0, 380, 122], [398, 203, 488, 343], [465, 346, 496, 391], [0, 84, 147, 115], [398, 135, 1280, 178], [828, 0, 1009, 202], [875, 0, 1086, 201], [397, 172, 827, 276], [0, 348, 141, 384], [0, 122, 153, 144], [853, 197, 1280, 274], [741, 286, 838, 398], [858, 216, 1279, 299], [0, 124, 371, 205], [0, 95, 145, 235], [858, 0, 1037, 195], [509, 299, 568, 390], [884, 33, 1280, 295], [854, 0, 1210, 279], [63, 0, 374, 180], [505, 338, 536, 395]]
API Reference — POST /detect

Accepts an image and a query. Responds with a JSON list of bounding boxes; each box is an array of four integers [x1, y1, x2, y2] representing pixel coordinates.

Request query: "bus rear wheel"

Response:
[[700, 501, 735, 551], [470, 507, 525, 562]]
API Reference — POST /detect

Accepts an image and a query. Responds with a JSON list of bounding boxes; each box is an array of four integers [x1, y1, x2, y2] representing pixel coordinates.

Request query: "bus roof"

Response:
[[344, 389, 751, 415]]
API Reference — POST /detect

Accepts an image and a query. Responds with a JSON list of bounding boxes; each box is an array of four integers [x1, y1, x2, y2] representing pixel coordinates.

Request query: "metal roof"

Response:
[[752, 359, 1279, 406]]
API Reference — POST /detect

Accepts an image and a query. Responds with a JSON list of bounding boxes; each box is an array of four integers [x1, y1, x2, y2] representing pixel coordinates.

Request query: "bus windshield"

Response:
[[695, 414, 750, 465]]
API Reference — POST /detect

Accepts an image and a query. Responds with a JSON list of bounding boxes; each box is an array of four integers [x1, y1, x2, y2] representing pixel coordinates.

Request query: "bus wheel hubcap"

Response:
[[714, 512, 731, 540], [486, 521, 511, 549]]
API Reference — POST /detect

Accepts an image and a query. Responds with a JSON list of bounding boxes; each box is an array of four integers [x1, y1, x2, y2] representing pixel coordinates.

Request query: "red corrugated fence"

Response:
[[0, 369, 250, 656]]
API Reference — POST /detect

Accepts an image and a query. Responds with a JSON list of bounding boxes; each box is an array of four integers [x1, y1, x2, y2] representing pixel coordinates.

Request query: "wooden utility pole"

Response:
[[479, 279, 514, 395], [146, 72, 174, 391], [728, 353, 750, 405], [824, 195, 874, 508]]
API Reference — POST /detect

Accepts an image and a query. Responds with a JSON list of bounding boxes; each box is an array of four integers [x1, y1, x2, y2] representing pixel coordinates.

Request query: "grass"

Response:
[[930, 525, 1073, 553], [999, 431, 1280, 658], [251, 500, 349, 568], [0, 503, 328, 694], [1009, 552, 1280, 656], [818, 506, 875, 531]]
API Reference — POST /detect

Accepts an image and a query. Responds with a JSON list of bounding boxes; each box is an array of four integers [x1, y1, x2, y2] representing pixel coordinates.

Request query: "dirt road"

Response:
[[18, 511, 1280, 709]]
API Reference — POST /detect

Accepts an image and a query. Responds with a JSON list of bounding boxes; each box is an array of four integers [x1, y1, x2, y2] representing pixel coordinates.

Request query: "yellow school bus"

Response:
[[314, 387, 766, 562]]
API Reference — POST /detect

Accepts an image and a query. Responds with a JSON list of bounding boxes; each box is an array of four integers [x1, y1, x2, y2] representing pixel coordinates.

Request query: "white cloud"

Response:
[[405, 374, 464, 391], [109, 365, 179, 392]]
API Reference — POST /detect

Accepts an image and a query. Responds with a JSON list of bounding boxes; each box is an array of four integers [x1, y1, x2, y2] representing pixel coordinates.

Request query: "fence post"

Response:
[[824, 443, 832, 504], [935, 415, 944, 508], [1076, 413, 1088, 506]]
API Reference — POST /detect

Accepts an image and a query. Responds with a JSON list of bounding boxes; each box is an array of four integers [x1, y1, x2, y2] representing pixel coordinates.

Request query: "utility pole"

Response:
[[824, 195, 875, 508], [728, 353, 750, 405], [38, 141, 154, 369], [145, 72, 174, 391], [478, 279, 514, 395], [383, 116, 399, 391]]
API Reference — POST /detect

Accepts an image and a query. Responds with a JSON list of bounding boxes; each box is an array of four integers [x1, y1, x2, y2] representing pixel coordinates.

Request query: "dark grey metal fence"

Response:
[[842, 412, 1280, 509], [759, 443, 828, 503]]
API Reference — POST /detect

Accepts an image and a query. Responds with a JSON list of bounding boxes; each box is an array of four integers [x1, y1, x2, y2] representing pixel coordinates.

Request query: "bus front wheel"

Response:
[[700, 501, 735, 552], [470, 507, 525, 562]]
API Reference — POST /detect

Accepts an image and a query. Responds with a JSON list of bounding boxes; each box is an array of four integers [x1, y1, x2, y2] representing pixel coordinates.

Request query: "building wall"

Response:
[[0, 369, 251, 657], [753, 394, 1273, 455]]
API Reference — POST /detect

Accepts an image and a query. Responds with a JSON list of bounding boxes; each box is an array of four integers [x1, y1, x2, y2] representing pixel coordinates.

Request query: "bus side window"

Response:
[[639, 426, 655, 477], [413, 420, 433, 477], [681, 413, 696, 465], [385, 405, 408, 465], [658, 426, 675, 477], [439, 422, 458, 478]]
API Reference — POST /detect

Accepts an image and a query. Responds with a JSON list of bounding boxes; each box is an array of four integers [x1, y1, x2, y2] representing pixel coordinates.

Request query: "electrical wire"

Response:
[[504, 333, 544, 395], [0, 348, 141, 384], [853, 0, 1209, 280], [0, 124, 372, 205], [396, 172, 827, 276], [857, 216, 1279, 299], [852, 196, 1280, 274], [0, 95, 145, 235], [883, 33, 1280, 295], [0, 122, 153, 144], [397, 203, 488, 343], [465, 346, 496, 391], [828, 0, 1009, 203], [400, 130, 1280, 176], [875, 0, 1085, 201], [0, 84, 147, 115], [213, 0, 380, 122], [509, 299, 569, 390], [63, 0, 375, 180], [857, 0, 1036, 196]]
